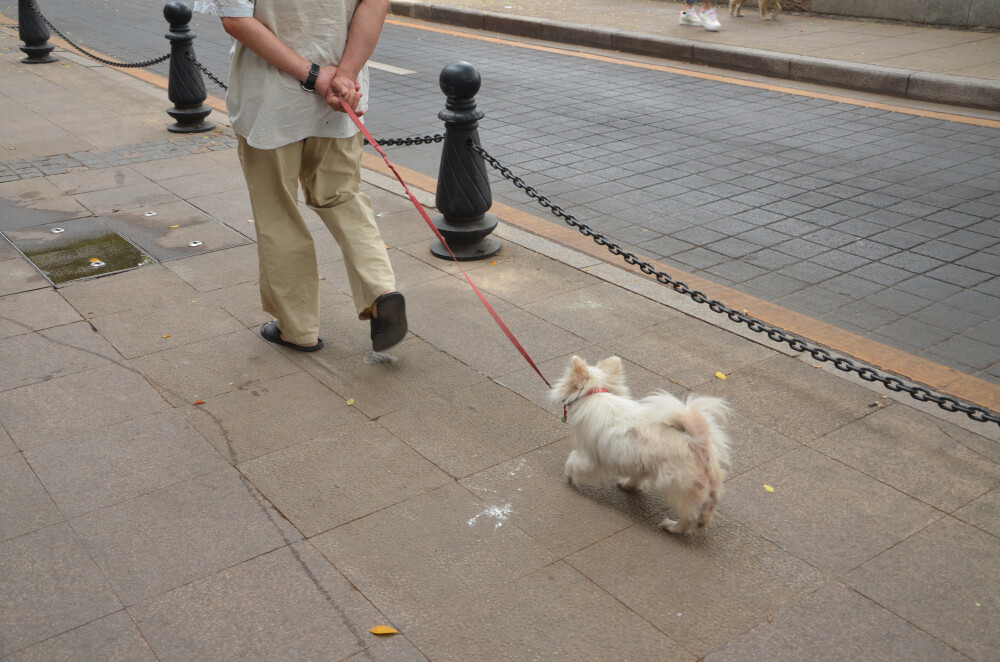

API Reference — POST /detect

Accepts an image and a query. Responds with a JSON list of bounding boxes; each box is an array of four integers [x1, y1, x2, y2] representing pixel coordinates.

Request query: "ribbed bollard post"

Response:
[[18, 0, 57, 64], [430, 62, 500, 261], [164, 1, 213, 133]]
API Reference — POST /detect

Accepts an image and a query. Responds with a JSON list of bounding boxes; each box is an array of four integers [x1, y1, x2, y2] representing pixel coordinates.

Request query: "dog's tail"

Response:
[[668, 395, 731, 528]]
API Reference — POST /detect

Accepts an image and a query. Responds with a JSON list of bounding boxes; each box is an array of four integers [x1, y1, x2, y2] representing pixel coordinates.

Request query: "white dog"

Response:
[[553, 356, 731, 534]]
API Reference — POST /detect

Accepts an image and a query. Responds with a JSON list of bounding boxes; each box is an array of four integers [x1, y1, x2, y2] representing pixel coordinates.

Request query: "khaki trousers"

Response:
[[237, 134, 396, 346]]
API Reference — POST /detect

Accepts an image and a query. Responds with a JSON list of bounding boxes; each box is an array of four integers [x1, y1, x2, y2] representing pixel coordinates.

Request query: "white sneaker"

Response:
[[679, 9, 703, 26], [701, 7, 722, 31]]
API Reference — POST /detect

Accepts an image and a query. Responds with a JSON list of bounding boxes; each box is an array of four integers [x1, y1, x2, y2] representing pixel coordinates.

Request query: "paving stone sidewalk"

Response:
[[2, 26, 1000, 662]]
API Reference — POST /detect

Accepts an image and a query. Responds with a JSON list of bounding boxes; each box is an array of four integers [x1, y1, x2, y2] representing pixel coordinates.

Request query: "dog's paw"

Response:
[[617, 478, 641, 492]]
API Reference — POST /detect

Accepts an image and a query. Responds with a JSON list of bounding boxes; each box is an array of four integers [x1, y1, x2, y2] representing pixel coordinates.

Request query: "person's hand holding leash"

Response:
[[324, 70, 364, 115]]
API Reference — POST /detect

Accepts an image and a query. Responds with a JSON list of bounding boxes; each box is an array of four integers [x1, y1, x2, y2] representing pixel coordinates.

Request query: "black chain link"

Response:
[[472, 142, 1000, 429], [26, 0, 170, 68], [367, 135, 444, 147], [187, 53, 228, 90]]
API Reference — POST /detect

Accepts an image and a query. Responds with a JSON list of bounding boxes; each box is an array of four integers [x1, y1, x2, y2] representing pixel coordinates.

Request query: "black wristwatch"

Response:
[[300, 62, 320, 93]]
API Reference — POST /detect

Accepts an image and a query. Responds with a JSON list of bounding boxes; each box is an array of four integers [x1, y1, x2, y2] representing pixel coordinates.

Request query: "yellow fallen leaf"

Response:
[[89, 258, 101, 263], [369, 625, 398, 635], [715, 371, 727, 380], [764, 484, 775, 493], [162, 334, 171, 338], [346, 398, 355, 406], [193, 400, 205, 405], [491, 261, 497, 265], [169, 224, 180, 228]]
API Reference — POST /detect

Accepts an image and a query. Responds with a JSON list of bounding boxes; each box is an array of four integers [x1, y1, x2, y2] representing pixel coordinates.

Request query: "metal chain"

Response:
[[26, 0, 170, 68], [187, 53, 228, 90], [367, 135, 444, 147], [472, 143, 1000, 428]]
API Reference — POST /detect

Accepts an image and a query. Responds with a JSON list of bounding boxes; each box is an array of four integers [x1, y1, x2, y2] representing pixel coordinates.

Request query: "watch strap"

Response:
[[301, 63, 320, 92]]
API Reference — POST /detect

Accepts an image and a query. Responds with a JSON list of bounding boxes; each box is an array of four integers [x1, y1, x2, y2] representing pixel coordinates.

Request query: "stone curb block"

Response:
[[788, 56, 910, 98], [907, 72, 1000, 111], [610, 31, 694, 63], [388, 0, 993, 110], [692, 43, 792, 79]]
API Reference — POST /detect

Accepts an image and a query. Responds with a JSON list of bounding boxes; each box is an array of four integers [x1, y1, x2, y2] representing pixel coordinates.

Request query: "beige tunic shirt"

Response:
[[194, 0, 369, 149]]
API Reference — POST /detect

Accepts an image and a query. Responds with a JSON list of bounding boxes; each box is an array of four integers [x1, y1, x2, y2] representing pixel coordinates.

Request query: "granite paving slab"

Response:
[[24, 410, 229, 519], [0, 287, 81, 337], [846, 516, 1000, 662], [311, 483, 559, 630], [0, 523, 122, 657], [720, 445, 942, 575], [3, 610, 156, 662], [402, 275, 588, 379], [184, 371, 369, 464], [58, 264, 202, 318], [603, 314, 777, 390], [953, 486, 1000, 538], [0, 453, 64, 542], [130, 328, 300, 407], [0, 361, 170, 451], [0, 322, 121, 392], [0, 178, 91, 231], [240, 421, 452, 537], [86, 296, 244, 359], [46, 166, 148, 196], [71, 181, 179, 216], [69, 468, 300, 606], [809, 405, 1000, 512], [103, 202, 251, 263], [407, 561, 693, 661], [377, 379, 567, 478], [705, 581, 967, 662], [0, 257, 56, 296], [293, 336, 485, 419], [566, 516, 826, 658], [0, 426, 16, 458], [130, 542, 391, 662], [523, 280, 680, 343], [698, 354, 882, 441]]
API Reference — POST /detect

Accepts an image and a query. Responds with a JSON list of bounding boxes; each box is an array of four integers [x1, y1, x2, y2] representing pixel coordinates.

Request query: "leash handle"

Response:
[[338, 98, 552, 390]]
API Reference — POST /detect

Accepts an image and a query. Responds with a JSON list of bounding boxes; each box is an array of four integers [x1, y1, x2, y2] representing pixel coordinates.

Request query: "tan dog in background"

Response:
[[730, 0, 782, 20]]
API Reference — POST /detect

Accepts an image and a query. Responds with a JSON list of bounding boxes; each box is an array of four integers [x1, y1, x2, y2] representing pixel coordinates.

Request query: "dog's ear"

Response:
[[570, 355, 589, 382], [597, 356, 623, 378]]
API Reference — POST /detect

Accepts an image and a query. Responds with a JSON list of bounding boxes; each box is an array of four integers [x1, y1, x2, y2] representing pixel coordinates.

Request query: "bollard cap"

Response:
[[439, 61, 481, 100], [164, 1, 193, 29]]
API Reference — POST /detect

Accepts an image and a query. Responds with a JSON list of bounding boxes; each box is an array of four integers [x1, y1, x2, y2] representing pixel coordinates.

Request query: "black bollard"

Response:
[[164, 1, 214, 133], [18, 0, 57, 64], [430, 62, 500, 261]]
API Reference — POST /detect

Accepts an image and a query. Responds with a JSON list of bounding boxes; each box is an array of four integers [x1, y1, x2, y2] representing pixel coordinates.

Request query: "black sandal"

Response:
[[370, 292, 407, 351], [260, 321, 324, 352]]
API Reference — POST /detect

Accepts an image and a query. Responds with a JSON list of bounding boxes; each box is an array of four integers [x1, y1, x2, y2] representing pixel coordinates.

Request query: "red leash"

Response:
[[340, 100, 552, 390]]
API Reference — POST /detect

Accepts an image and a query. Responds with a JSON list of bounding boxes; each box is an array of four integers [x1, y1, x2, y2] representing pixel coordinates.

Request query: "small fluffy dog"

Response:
[[553, 356, 731, 534], [730, 0, 782, 20]]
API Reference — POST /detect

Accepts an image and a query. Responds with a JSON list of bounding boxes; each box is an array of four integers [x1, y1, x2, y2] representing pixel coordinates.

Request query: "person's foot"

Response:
[[679, 8, 703, 26], [260, 321, 324, 352], [701, 7, 722, 31], [370, 292, 407, 351]]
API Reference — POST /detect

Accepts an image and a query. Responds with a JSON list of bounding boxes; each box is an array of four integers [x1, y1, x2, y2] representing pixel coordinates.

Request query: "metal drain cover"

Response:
[[2, 217, 155, 284]]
